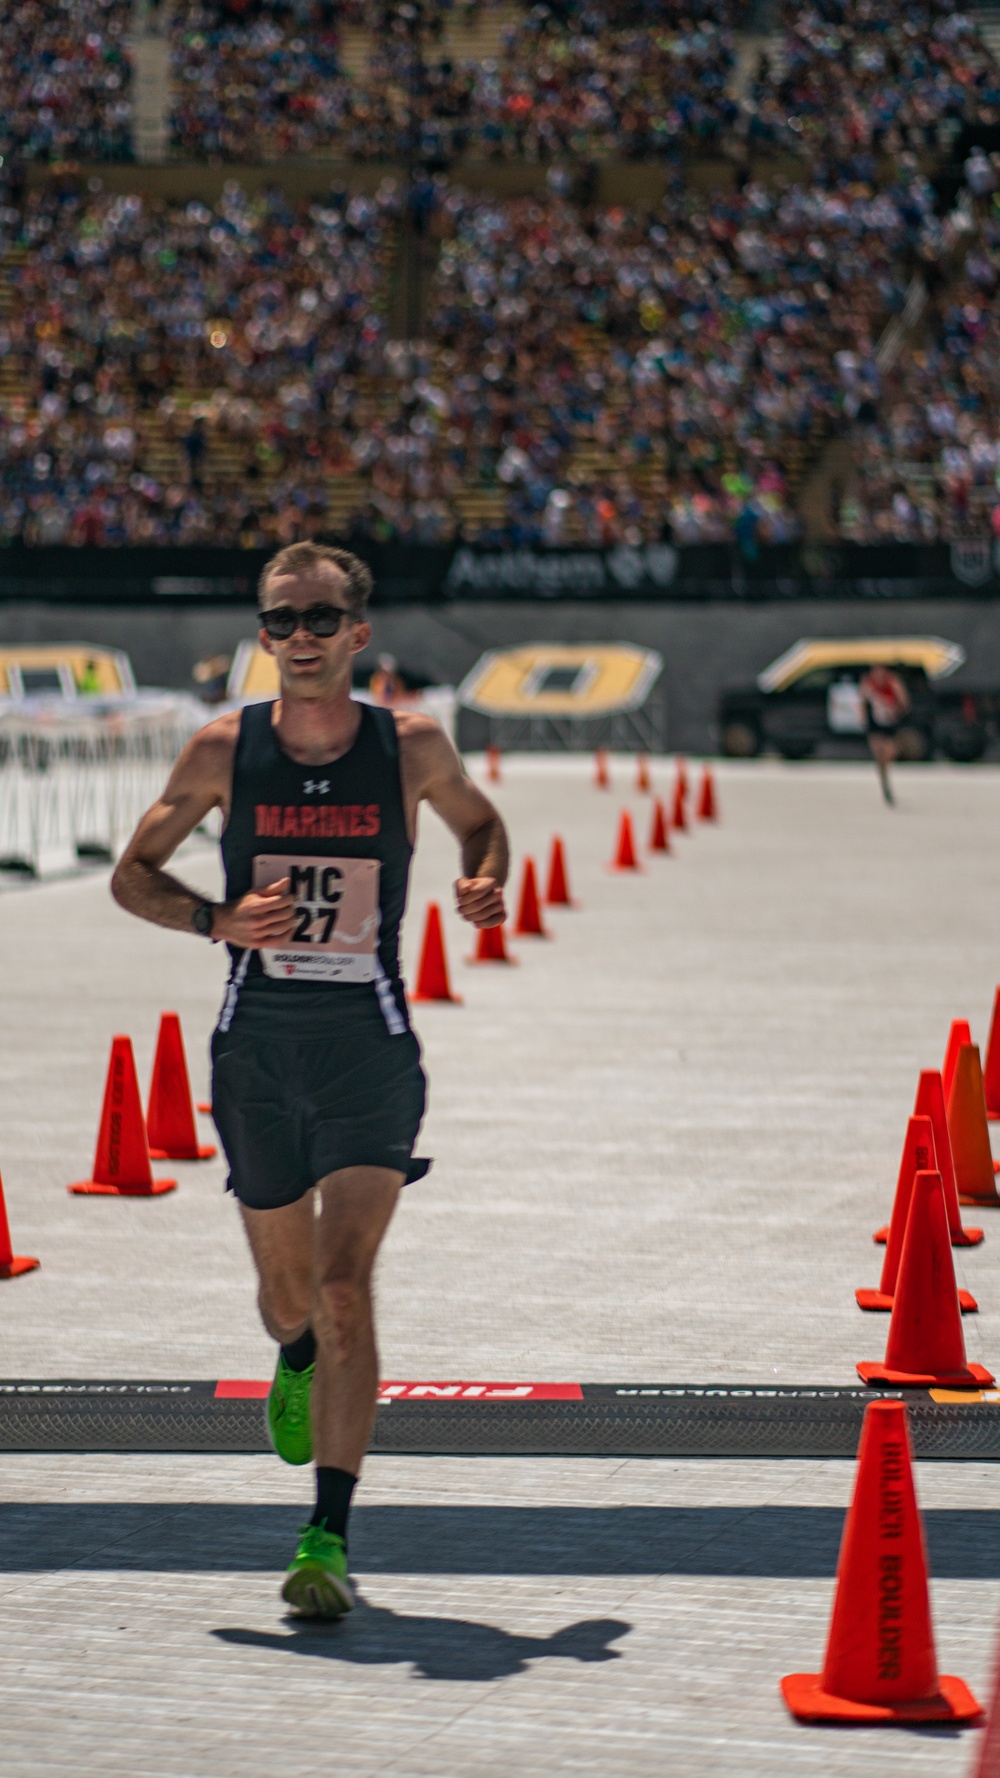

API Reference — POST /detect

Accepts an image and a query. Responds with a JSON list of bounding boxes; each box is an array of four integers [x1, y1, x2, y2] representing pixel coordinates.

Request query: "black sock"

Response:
[[281, 1328, 316, 1372], [311, 1467, 357, 1542]]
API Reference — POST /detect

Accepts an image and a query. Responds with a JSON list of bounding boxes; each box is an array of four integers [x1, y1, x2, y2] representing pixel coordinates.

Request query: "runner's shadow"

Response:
[[213, 1603, 630, 1682]]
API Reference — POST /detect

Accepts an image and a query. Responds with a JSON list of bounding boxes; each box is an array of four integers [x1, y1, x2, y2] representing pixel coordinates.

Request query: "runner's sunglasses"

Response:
[[258, 603, 354, 640]]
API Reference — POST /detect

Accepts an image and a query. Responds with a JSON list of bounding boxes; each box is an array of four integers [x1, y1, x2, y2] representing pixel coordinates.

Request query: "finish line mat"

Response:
[[5, 1381, 1000, 1458]]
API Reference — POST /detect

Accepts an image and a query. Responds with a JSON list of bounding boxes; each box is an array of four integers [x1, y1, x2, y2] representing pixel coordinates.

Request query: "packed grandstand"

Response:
[[1, 0, 999, 551]]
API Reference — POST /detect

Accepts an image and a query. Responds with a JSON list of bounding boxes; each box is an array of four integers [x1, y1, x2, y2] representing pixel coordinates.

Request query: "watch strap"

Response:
[[193, 900, 216, 938]]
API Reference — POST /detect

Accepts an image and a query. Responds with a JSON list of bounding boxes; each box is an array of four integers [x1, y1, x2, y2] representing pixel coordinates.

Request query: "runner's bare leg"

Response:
[[240, 1195, 314, 1344], [869, 734, 895, 805], [242, 1167, 402, 1473], [312, 1166, 402, 1473]]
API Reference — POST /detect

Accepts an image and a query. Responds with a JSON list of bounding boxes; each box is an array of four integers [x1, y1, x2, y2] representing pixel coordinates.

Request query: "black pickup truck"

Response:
[[719, 638, 996, 762]]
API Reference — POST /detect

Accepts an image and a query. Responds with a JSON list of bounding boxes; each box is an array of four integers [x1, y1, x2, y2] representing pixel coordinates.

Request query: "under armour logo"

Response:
[[302, 779, 330, 795]]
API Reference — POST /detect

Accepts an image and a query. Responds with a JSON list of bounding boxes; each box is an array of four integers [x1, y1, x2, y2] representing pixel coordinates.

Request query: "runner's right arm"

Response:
[[111, 715, 296, 946]]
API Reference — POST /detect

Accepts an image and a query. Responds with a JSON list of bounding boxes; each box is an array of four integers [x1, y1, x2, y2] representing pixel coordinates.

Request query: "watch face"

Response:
[[194, 903, 213, 936]]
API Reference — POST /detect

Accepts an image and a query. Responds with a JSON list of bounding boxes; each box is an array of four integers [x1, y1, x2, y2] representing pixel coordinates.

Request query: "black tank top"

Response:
[[220, 700, 412, 1030]]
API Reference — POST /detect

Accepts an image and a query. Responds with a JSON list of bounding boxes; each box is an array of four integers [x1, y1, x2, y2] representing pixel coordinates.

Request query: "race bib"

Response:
[[253, 853, 381, 982], [827, 680, 865, 734]]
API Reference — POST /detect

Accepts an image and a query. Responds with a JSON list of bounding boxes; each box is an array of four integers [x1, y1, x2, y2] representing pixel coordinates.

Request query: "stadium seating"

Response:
[[837, 185, 1000, 544], [169, 0, 352, 162], [0, 182, 396, 545], [161, 0, 1000, 170], [745, 0, 1000, 164], [1, 0, 999, 548], [165, 0, 742, 163], [0, 0, 133, 163]]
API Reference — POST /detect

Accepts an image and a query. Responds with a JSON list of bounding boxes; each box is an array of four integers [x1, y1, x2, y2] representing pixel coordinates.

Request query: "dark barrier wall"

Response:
[[4, 595, 1000, 754], [1, 539, 1000, 605]]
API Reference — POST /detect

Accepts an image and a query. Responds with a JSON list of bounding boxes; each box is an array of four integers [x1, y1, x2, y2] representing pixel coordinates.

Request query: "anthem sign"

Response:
[[445, 543, 679, 598]]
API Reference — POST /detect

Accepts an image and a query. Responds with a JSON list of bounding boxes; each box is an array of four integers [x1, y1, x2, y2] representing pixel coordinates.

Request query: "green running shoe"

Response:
[[282, 1523, 354, 1619], [266, 1355, 314, 1466]]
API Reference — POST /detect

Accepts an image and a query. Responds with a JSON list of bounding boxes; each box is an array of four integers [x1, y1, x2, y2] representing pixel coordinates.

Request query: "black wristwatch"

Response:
[[192, 900, 216, 938]]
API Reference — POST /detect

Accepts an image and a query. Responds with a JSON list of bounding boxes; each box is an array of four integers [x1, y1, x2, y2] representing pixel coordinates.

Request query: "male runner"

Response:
[[859, 662, 911, 805], [111, 541, 508, 1618]]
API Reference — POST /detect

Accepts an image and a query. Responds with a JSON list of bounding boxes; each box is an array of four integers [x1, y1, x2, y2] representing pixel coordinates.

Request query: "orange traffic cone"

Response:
[[696, 765, 717, 821], [544, 836, 574, 907], [781, 1399, 981, 1723], [875, 1071, 984, 1247], [984, 987, 1000, 1121], [676, 757, 688, 796], [594, 748, 610, 790], [609, 810, 642, 872], [858, 1172, 994, 1387], [635, 754, 651, 793], [514, 858, 549, 937], [648, 799, 671, 854], [486, 743, 502, 785], [943, 1018, 973, 1103], [857, 1116, 976, 1313], [948, 1043, 1000, 1208], [70, 1036, 177, 1196], [147, 1013, 216, 1162], [0, 1172, 39, 1279], [410, 903, 461, 1003], [671, 772, 688, 833], [915, 1068, 983, 1245], [468, 922, 516, 965]]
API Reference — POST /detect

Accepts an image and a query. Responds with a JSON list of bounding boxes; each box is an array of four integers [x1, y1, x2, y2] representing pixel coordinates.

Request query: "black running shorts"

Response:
[[211, 988, 428, 1210]]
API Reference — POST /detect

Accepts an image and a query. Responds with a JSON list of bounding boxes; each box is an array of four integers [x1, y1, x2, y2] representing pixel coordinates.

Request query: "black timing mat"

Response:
[[4, 1380, 1000, 1458]]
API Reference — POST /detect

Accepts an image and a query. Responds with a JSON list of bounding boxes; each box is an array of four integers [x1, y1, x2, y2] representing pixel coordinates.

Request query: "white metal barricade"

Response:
[[0, 695, 206, 879]]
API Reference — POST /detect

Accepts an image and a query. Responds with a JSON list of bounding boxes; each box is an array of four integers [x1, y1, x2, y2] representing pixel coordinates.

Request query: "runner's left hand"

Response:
[[455, 877, 506, 928]]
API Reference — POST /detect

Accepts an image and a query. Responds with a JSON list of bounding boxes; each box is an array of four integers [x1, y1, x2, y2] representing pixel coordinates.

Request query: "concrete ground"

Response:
[[2, 755, 1000, 1774], [3, 1451, 999, 1778]]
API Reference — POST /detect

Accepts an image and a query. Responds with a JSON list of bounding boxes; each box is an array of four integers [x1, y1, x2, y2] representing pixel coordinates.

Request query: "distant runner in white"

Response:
[[111, 541, 508, 1618]]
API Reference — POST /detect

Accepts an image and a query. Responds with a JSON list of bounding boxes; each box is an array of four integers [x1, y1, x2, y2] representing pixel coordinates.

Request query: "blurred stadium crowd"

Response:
[[8, 0, 999, 168], [1, 0, 133, 164], [1, 0, 1000, 548], [167, 0, 738, 163]]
